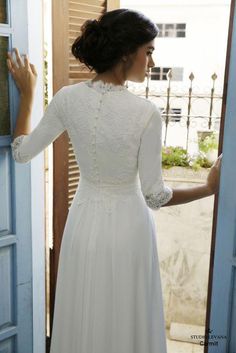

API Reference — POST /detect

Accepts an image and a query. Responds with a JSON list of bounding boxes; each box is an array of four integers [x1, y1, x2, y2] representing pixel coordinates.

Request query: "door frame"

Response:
[[205, 0, 236, 351], [10, 0, 46, 352]]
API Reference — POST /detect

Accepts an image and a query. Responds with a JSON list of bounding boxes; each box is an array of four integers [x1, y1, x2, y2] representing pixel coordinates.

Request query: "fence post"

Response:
[[186, 72, 194, 151], [164, 69, 172, 146], [209, 73, 217, 129]]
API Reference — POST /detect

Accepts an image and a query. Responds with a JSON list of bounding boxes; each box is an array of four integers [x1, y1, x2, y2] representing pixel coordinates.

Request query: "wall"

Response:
[[156, 167, 213, 330], [120, 1, 230, 150]]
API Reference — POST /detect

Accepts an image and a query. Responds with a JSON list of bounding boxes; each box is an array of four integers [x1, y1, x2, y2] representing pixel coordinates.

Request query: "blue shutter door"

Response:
[[0, 0, 33, 352], [208, 1, 236, 352]]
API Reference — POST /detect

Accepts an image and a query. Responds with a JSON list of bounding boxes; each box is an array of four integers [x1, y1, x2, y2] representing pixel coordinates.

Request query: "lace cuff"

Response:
[[11, 135, 30, 163], [145, 186, 173, 210]]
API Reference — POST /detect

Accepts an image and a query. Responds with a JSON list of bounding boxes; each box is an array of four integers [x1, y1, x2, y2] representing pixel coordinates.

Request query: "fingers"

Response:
[[30, 63, 37, 76], [211, 154, 222, 170], [215, 153, 223, 163], [216, 153, 223, 165], [24, 54, 30, 69], [13, 48, 24, 68], [7, 51, 17, 71], [213, 154, 223, 173], [7, 48, 27, 70], [6, 57, 16, 75]]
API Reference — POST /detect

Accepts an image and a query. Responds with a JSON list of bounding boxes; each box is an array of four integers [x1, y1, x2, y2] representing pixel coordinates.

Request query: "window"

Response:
[[151, 67, 183, 81], [157, 23, 186, 38], [160, 108, 182, 122], [0, 35, 10, 135], [0, 0, 8, 24], [151, 67, 171, 80], [169, 108, 182, 122]]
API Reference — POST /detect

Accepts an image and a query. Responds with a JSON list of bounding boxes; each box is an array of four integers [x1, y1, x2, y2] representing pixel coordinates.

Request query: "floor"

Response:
[[166, 328, 204, 353], [47, 313, 203, 353]]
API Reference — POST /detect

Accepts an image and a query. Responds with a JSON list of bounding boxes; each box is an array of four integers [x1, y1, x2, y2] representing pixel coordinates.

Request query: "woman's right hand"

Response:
[[206, 153, 223, 195], [6, 48, 37, 97]]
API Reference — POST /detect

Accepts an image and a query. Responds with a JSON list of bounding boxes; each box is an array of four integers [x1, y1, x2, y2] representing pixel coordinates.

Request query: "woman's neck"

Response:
[[92, 70, 126, 86]]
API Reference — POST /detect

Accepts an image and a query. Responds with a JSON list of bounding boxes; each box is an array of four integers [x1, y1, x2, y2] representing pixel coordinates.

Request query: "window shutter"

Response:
[[69, 1, 105, 84], [50, 0, 120, 337]]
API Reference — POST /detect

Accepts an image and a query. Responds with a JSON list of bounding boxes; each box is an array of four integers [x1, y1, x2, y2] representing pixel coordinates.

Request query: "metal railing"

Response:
[[128, 69, 223, 152]]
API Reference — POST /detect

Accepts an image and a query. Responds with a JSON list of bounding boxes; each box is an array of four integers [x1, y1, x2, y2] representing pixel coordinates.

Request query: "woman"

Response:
[[7, 8, 222, 353]]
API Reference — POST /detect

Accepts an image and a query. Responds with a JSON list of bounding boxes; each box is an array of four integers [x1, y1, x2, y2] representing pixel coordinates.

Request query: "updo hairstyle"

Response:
[[71, 8, 159, 74]]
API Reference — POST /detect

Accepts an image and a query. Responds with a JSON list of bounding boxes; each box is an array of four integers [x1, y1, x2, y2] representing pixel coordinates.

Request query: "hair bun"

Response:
[[91, 19, 100, 30], [71, 8, 158, 74], [82, 19, 102, 36]]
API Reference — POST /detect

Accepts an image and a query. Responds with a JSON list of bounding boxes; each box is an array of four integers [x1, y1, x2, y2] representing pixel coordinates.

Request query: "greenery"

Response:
[[162, 146, 213, 171], [190, 152, 213, 171], [162, 146, 190, 169], [198, 133, 218, 153], [44, 45, 48, 107]]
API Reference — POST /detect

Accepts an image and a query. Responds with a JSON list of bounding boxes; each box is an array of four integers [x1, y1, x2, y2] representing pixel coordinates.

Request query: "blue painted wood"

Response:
[[208, 3, 236, 353], [0, 149, 11, 235], [0, 0, 34, 352], [0, 336, 16, 353], [229, 269, 236, 349]]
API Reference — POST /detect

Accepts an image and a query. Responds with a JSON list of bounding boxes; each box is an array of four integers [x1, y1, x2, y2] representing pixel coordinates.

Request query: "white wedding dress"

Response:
[[11, 79, 173, 353]]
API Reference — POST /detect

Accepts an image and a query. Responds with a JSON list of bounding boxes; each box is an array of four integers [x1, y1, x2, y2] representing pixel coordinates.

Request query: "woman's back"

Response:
[[64, 79, 154, 185]]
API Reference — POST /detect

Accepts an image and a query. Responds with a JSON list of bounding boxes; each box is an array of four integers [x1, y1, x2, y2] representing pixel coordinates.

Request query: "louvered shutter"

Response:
[[69, 1, 107, 84], [50, 0, 120, 338]]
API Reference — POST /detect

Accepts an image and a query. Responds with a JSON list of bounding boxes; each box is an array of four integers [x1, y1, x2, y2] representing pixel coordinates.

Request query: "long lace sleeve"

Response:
[[11, 86, 67, 163], [138, 105, 173, 210]]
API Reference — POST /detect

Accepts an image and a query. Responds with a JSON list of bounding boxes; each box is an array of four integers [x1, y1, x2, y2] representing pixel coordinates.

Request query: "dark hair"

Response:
[[71, 8, 159, 74]]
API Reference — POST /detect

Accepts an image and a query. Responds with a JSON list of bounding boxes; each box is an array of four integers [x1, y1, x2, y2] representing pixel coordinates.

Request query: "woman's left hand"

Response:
[[206, 153, 223, 195], [7, 48, 37, 97]]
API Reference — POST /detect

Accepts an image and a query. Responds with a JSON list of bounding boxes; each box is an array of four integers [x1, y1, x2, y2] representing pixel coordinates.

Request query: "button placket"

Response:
[[91, 92, 106, 182]]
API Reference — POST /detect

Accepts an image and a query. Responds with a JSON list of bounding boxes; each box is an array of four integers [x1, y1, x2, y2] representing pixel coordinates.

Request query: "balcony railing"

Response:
[[127, 69, 223, 153]]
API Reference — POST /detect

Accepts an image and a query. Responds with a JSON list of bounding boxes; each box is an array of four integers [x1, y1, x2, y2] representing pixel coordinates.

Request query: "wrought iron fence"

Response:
[[127, 69, 223, 153]]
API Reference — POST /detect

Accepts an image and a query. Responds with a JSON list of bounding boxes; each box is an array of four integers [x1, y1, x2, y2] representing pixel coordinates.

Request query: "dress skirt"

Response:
[[49, 176, 167, 353]]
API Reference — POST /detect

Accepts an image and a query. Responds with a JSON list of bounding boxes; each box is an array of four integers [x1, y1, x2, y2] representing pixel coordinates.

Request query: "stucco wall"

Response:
[[154, 167, 214, 328]]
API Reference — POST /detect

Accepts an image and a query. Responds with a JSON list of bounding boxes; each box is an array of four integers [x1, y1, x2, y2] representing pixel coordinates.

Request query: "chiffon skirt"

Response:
[[49, 176, 167, 353]]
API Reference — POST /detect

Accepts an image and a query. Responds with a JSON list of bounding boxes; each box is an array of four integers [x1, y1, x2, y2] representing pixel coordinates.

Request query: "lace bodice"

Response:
[[11, 79, 173, 210], [85, 78, 128, 92]]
